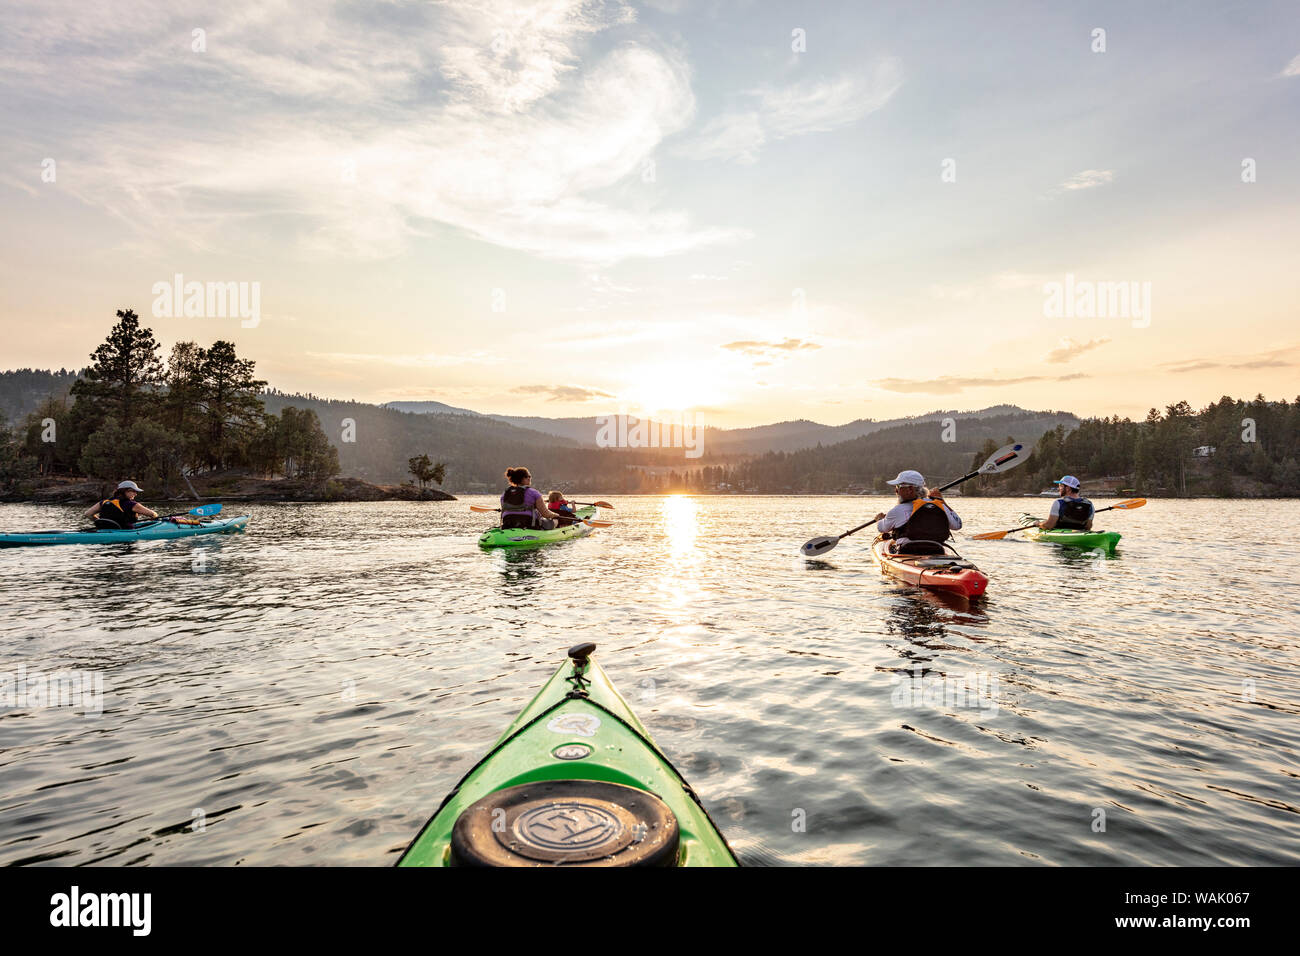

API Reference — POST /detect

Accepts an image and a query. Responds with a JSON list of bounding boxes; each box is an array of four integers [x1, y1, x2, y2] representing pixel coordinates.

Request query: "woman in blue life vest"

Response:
[[872, 469, 963, 554], [84, 480, 159, 529], [1036, 475, 1094, 530], [499, 467, 561, 530]]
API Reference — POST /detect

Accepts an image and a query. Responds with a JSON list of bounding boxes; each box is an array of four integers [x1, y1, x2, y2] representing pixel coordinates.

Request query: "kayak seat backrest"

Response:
[[896, 539, 946, 555], [94, 518, 123, 530]]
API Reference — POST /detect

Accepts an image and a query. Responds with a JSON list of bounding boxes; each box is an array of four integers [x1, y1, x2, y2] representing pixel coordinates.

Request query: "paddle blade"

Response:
[[1110, 497, 1146, 509], [979, 441, 1030, 475], [801, 536, 839, 557], [469, 505, 499, 512], [972, 523, 1036, 540], [592, 500, 613, 509], [584, 519, 614, 528], [190, 503, 222, 516]]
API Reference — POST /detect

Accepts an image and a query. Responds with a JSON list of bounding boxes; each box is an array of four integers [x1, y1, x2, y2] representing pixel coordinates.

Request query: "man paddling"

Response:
[[1036, 475, 1094, 531], [872, 469, 963, 554], [84, 480, 159, 529]]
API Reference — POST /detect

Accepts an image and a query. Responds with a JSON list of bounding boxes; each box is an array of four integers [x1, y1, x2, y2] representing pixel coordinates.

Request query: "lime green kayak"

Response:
[[398, 644, 738, 867], [1025, 528, 1121, 552], [477, 506, 596, 549]]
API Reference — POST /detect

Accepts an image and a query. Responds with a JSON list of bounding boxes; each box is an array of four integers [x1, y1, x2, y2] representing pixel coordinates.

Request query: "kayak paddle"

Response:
[[970, 498, 1146, 540], [468, 505, 613, 527], [147, 503, 224, 525], [800, 440, 1030, 556], [473, 504, 613, 512]]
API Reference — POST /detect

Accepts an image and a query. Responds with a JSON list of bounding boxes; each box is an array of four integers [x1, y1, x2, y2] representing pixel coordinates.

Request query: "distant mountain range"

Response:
[[2, 368, 1079, 491], [382, 400, 1054, 456]]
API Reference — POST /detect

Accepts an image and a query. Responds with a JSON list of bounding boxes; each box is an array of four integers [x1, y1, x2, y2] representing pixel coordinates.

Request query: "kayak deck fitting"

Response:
[[477, 506, 597, 549], [398, 643, 738, 867], [870, 536, 988, 598], [1025, 528, 1121, 552], [0, 514, 250, 547]]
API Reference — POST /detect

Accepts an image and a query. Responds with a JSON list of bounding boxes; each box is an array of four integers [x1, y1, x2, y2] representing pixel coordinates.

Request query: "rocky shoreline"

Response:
[[1, 475, 457, 504]]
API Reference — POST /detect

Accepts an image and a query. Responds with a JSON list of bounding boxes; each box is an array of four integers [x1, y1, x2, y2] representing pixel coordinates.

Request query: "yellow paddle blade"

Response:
[[970, 529, 1013, 541], [1110, 498, 1146, 509], [469, 505, 497, 512]]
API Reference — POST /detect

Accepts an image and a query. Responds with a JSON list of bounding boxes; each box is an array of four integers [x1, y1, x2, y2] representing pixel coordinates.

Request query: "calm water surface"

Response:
[[1, 496, 1297, 866]]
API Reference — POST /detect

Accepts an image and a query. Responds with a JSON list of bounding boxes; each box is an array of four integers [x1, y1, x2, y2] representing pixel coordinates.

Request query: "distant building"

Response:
[[1193, 446, 1216, 458]]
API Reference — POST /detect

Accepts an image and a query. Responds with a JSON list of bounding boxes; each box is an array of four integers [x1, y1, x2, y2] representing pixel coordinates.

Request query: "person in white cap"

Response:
[[872, 469, 963, 554], [1036, 475, 1093, 530], [84, 480, 159, 529]]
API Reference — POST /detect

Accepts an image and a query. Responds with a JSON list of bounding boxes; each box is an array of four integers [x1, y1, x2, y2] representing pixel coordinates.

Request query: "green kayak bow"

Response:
[[398, 643, 738, 867]]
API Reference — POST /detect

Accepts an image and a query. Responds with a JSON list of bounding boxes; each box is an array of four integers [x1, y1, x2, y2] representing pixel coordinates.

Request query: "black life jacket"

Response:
[[501, 485, 531, 520], [1054, 496, 1094, 530], [99, 494, 137, 529], [893, 498, 952, 543]]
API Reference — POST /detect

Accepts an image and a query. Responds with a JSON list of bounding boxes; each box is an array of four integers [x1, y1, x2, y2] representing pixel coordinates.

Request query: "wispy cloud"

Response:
[[1, 0, 743, 264], [512, 384, 614, 402], [872, 373, 1087, 395], [721, 338, 822, 358], [306, 350, 502, 368], [1046, 337, 1110, 363], [675, 59, 902, 164], [1160, 344, 1299, 373], [1281, 53, 1300, 78], [1059, 169, 1115, 191]]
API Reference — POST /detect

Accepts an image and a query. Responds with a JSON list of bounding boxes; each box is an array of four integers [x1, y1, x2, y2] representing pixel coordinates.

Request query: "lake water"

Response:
[[1, 496, 1297, 866]]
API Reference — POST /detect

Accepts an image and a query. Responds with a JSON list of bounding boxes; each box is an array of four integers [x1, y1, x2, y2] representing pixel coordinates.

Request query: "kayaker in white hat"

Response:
[[1036, 475, 1094, 530], [84, 480, 159, 529], [872, 469, 963, 554]]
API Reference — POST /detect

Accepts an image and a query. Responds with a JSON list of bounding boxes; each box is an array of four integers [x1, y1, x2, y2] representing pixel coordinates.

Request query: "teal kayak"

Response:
[[478, 506, 597, 549], [398, 643, 739, 867], [0, 515, 250, 547], [1025, 528, 1121, 552]]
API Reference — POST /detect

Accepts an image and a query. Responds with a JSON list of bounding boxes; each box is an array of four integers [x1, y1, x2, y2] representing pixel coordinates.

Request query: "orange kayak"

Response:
[[870, 537, 989, 598]]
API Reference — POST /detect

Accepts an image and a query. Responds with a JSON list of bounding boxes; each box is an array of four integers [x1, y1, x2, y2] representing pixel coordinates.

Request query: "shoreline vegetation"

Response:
[[2, 474, 455, 505], [2, 310, 1297, 502]]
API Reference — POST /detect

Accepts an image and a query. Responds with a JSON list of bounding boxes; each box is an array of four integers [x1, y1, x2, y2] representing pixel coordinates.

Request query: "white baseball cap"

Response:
[[1055, 475, 1081, 489], [116, 480, 142, 492], [886, 470, 925, 487]]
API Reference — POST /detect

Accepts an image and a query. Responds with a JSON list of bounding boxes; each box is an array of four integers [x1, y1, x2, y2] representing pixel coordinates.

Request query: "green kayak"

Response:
[[0, 515, 250, 548], [1025, 528, 1121, 552], [398, 643, 739, 867], [477, 506, 597, 549]]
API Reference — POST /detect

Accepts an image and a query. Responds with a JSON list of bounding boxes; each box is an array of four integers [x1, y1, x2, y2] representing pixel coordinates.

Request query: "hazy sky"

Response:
[[2, 0, 1297, 427]]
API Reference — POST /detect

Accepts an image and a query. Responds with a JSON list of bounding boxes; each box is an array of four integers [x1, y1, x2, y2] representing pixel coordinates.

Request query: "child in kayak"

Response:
[[546, 491, 578, 526], [84, 480, 158, 529], [1036, 476, 1094, 530], [872, 469, 962, 554], [500, 467, 560, 530]]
